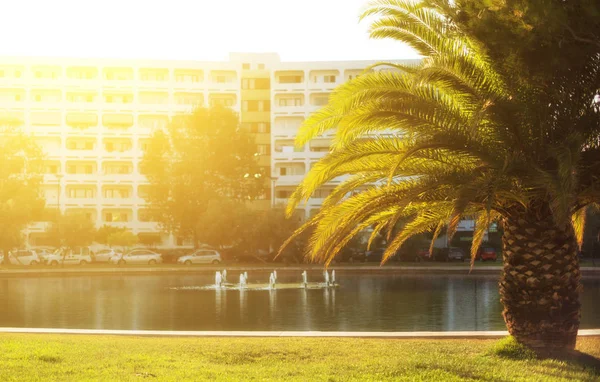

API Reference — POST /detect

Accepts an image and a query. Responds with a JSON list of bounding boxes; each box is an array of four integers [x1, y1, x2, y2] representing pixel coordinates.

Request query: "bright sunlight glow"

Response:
[[0, 0, 418, 61]]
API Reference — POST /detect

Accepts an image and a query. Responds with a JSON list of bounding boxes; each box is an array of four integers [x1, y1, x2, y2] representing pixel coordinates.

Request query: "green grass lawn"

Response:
[[0, 335, 599, 381]]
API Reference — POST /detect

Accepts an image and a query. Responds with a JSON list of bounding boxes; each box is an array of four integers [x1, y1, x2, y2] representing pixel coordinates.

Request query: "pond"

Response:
[[0, 272, 599, 331]]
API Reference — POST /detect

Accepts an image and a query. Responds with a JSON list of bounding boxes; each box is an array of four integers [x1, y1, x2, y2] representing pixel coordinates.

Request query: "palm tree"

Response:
[[283, 0, 600, 352]]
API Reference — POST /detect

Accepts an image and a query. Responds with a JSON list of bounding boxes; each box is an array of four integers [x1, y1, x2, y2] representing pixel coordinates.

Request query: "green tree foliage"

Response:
[[0, 125, 45, 256], [141, 106, 264, 247], [283, 0, 600, 351], [193, 201, 301, 259], [106, 231, 138, 249], [240, 207, 301, 256], [194, 199, 247, 250], [46, 212, 96, 248], [95, 225, 127, 245]]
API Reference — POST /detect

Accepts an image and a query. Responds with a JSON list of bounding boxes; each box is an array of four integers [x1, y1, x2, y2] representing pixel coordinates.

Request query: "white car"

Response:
[[31, 246, 56, 263], [45, 247, 93, 266], [94, 249, 122, 263], [110, 249, 162, 265], [0, 250, 41, 266], [177, 249, 222, 265]]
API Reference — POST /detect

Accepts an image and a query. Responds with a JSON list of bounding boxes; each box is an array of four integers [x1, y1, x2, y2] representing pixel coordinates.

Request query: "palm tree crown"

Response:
[[284, 0, 600, 266]]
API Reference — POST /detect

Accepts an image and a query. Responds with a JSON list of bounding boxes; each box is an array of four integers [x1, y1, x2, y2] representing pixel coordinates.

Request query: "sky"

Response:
[[0, 0, 418, 62]]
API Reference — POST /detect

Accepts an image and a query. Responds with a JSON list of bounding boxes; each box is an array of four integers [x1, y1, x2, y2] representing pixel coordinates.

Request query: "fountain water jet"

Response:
[[302, 270, 308, 288], [331, 270, 336, 284], [324, 270, 330, 286], [221, 270, 227, 283], [239, 273, 247, 288], [269, 272, 276, 290], [215, 272, 223, 288]]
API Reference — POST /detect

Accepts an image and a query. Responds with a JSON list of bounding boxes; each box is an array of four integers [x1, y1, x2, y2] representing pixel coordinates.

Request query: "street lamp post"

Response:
[[270, 176, 279, 209], [55, 173, 63, 215]]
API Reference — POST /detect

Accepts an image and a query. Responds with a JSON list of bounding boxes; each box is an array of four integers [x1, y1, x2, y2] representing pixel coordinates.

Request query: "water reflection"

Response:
[[0, 273, 598, 331]]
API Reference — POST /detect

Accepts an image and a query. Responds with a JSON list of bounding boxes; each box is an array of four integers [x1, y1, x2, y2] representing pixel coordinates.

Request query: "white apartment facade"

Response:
[[0, 53, 424, 247]]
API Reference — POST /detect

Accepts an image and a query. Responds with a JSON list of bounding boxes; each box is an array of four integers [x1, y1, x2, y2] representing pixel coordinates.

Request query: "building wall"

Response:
[[0, 54, 420, 246]]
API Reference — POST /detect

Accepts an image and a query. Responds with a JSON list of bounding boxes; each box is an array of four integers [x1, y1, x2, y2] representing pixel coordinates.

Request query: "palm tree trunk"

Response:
[[500, 207, 581, 353]]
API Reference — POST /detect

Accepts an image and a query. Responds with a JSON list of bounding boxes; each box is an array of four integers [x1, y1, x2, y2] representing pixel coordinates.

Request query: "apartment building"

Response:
[[0, 53, 422, 247]]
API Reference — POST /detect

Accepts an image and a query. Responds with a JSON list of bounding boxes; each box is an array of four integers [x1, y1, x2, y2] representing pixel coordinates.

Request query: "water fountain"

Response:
[[268, 272, 276, 290], [179, 270, 338, 291]]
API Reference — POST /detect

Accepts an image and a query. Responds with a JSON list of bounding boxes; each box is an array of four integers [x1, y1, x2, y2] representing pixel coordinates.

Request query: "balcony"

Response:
[[273, 106, 306, 116], [208, 70, 238, 90], [174, 69, 203, 87], [0, 68, 25, 86], [139, 68, 170, 88], [274, 71, 306, 91], [275, 174, 305, 186], [66, 67, 99, 83], [64, 149, 100, 159], [102, 67, 135, 87]]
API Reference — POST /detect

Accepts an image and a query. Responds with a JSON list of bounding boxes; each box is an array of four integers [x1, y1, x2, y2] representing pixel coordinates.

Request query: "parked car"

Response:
[[177, 249, 222, 265], [335, 248, 366, 263], [30, 246, 56, 263], [365, 248, 400, 263], [157, 247, 196, 264], [477, 247, 498, 262], [433, 247, 467, 262], [0, 249, 41, 266], [45, 247, 93, 266], [397, 247, 432, 262], [94, 249, 122, 263], [110, 249, 162, 265]]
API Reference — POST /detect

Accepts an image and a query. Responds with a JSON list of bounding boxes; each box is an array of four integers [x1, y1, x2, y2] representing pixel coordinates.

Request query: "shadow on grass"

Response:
[[37, 355, 62, 364], [491, 336, 600, 376]]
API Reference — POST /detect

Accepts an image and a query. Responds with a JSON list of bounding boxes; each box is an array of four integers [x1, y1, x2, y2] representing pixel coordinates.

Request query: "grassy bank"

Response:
[[0, 335, 598, 381]]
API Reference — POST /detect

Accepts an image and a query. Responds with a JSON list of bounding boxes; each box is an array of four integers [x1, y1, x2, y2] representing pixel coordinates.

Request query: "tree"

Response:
[[240, 207, 301, 257], [46, 212, 96, 248], [283, 0, 600, 353], [141, 106, 264, 247], [106, 231, 138, 249], [0, 124, 45, 259], [195, 199, 247, 250], [95, 225, 127, 246]]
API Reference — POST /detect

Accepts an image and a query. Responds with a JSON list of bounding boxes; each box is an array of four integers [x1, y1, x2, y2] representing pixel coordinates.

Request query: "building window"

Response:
[[257, 122, 269, 133], [242, 63, 251, 70], [279, 75, 302, 84], [280, 167, 287, 176], [216, 76, 226, 83], [276, 190, 293, 198], [258, 64, 265, 70], [34, 95, 41, 102], [257, 144, 270, 155], [258, 100, 270, 112], [324, 75, 336, 83]]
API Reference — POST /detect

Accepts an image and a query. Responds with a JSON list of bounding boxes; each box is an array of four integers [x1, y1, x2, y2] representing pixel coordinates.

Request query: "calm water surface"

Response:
[[0, 273, 598, 331]]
